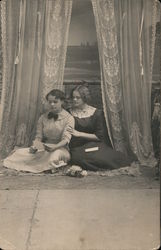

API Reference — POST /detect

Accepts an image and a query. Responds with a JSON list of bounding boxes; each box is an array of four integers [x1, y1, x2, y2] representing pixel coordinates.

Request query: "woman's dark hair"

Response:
[[71, 85, 91, 104], [46, 89, 65, 101]]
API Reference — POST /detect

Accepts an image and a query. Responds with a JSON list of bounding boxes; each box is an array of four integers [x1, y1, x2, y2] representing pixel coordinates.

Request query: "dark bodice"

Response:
[[70, 109, 111, 148], [69, 108, 133, 170]]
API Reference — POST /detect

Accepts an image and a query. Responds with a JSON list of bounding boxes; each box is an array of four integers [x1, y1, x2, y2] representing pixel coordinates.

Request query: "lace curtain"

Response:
[[0, 0, 72, 158], [42, 0, 72, 99], [92, 0, 158, 166], [92, 0, 128, 154]]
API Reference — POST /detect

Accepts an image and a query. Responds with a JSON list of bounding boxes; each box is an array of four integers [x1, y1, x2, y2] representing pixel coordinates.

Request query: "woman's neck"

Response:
[[50, 108, 63, 114], [73, 103, 88, 111]]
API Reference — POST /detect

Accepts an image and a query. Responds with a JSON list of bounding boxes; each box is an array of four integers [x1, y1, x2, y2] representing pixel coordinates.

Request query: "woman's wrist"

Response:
[[33, 138, 41, 143], [76, 131, 99, 140], [78, 131, 86, 137]]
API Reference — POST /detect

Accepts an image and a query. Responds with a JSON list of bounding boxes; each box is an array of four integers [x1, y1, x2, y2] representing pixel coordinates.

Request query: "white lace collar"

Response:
[[70, 105, 96, 118]]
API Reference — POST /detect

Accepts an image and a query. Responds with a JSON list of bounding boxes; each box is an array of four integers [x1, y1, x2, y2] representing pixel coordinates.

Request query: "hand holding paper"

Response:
[[32, 140, 44, 151]]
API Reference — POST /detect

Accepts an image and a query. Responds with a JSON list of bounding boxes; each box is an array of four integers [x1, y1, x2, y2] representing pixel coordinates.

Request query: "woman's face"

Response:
[[72, 90, 85, 108], [47, 94, 63, 113]]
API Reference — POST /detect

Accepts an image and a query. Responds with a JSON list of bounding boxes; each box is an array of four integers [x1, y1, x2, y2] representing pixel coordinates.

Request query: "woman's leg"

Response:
[[71, 142, 132, 171], [3, 148, 50, 173]]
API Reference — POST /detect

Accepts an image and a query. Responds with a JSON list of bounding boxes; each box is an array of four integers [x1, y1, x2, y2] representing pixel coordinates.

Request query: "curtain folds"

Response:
[[42, 0, 72, 100], [92, 0, 158, 166], [91, 0, 128, 154], [0, 0, 72, 158], [114, 0, 158, 166], [0, 0, 158, 167]]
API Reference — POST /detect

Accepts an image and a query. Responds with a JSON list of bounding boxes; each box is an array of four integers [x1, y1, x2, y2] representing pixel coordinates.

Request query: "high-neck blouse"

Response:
[[35, 109, 74, 144]]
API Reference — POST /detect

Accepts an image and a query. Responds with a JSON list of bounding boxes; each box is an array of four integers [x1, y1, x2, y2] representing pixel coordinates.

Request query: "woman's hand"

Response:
[[67, 127, 81, 137], [32, 140, 44, 151], [67, 127, 99, 141], [43, 143, 56, 152], [29, 146, 38, 154], [29, 139, 43, 153]]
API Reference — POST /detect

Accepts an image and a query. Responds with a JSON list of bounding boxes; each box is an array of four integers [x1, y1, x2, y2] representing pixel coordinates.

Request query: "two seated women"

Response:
[[3, 86, 133, 173]]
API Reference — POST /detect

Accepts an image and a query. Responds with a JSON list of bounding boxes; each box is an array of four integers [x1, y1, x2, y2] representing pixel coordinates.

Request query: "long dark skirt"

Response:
[[70, 141, 132, 171]]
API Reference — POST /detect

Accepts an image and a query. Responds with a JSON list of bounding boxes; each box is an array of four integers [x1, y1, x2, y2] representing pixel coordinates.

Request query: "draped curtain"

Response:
[[114, 0, 158, 166], [0, 0, 158, 167], [92, 0, 158, 166], [0, 0, 72, 158], [42, 0, 72, 99], [92, 0, 127, 154]]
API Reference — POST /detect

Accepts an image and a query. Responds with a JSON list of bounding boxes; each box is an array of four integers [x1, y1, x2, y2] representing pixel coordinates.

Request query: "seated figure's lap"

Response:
[[49, 148, 70, 164]]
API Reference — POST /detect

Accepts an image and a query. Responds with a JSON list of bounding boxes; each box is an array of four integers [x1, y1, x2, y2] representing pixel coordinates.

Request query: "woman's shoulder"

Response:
[[40, 109, 72, 119], [93, 108, 103, 116], [59, 109, 74, 123], [61, 109, 73, 118], [91, 108, 105, 122], [87, 105, 96, 113], [38, 112, 48, 120]]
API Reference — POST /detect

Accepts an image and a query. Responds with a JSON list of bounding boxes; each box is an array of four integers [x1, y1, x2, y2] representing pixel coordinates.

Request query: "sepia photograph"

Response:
[[0, 0, 160, 249]]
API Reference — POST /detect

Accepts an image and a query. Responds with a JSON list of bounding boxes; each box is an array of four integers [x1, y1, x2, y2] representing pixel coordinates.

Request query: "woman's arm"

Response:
[[70, 129, 100, 141], [67, 109, 105, 141], [44, 115, 75, 152], [44, 130, 100, 151], [43, 139, 68, 152]]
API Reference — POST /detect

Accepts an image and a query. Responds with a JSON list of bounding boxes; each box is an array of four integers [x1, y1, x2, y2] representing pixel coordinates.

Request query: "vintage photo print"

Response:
[[0, 0, 160, 249]]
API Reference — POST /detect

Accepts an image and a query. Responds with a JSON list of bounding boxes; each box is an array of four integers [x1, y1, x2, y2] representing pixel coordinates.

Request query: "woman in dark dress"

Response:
[[68, 85, 133, 171]]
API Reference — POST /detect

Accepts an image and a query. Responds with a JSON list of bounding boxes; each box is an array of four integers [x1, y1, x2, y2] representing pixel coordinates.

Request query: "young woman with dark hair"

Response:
[[68, 85, 133, 171], [3, 89, 74, 173]]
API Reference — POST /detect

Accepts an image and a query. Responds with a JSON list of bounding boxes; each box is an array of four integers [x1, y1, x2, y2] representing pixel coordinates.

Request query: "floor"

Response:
[[0, 166, 160, 250]]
